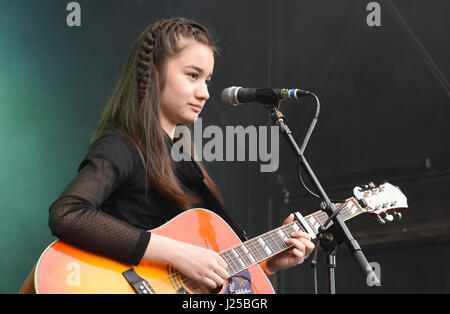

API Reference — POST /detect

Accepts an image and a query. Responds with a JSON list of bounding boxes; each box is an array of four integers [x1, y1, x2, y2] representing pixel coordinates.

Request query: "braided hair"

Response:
[[89, 17, 221, 209]]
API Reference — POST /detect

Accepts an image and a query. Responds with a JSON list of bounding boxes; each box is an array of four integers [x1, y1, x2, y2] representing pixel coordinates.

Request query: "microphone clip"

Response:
[[267, 106, 292, 137]]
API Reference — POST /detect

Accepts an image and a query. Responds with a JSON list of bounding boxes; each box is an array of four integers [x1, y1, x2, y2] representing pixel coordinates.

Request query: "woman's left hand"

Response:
[[265, 214, 315, 274]]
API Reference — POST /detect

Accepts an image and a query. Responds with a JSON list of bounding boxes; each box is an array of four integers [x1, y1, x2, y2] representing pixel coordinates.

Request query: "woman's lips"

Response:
[[189, 104, 202, 113]]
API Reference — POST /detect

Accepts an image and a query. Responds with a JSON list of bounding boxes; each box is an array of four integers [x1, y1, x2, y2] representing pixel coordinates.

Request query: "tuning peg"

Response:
[[384, 213, 394, 222], [358, 198, 368, 208], [369, 182, 376, 188], [394, 211, 402, 220], [376, 214, 386, 224]]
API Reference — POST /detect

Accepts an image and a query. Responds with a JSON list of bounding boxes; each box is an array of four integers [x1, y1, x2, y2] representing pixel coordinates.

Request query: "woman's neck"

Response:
[[161, 120, 176, 140]]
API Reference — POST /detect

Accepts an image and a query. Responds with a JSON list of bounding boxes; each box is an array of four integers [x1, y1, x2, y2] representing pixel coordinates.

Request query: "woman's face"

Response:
[[158, 38, 214, 137]]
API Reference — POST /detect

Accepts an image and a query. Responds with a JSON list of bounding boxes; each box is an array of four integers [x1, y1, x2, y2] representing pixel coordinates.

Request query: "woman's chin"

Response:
[[181, 115, 200, 125]]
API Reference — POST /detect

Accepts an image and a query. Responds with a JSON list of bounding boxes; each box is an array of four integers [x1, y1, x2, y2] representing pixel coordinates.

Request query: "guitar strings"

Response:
[[142, 215, 342, 293], [138, 207, 358, 293], [145, 244, 279, 293], [141, 223, 299, 293]]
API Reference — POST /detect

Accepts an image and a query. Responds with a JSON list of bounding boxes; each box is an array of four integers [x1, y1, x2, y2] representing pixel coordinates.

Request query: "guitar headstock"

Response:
[[353, 182, 408, 224]]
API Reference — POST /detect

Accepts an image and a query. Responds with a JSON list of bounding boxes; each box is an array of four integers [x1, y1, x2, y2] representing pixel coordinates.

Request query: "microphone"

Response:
[[221, 86, 310, 106]]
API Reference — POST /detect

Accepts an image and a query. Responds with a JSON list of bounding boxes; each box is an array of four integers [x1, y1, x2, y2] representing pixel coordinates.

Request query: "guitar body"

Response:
[[32, 208, 275, 294], [22, 182, 407, 294]]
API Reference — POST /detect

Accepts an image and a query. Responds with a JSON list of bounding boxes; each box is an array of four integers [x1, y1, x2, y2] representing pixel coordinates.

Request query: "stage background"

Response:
[[0, 0, 449, 293]]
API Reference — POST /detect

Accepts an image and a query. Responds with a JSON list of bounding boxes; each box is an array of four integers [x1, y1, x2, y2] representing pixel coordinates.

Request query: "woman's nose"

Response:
[[195, 82, 210, 101]]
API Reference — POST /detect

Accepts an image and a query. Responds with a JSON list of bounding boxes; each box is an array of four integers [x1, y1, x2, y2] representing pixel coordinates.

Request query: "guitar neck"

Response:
[[219, 197, 364, 277]]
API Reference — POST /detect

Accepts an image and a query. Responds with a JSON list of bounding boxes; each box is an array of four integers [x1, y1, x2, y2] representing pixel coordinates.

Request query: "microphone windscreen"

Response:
[[221, 86, 240, 105]]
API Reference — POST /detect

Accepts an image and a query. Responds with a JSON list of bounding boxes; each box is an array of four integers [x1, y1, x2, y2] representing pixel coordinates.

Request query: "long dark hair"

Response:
[[89, 17, 221, 209]]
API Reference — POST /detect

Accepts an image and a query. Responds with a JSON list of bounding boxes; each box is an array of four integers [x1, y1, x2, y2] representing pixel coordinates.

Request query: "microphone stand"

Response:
[[265, 101, 378, 294]]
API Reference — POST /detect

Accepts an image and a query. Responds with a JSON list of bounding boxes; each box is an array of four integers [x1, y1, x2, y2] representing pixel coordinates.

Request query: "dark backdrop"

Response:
[[0, 0, 448, 293]]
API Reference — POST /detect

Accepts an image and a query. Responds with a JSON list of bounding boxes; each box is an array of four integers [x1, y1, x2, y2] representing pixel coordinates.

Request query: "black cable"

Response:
[[309, 201, 347, 294], [296, 158, 346, 203], [321, 201, 348, 230], [309, 238, 320, 294], [290, 91, 345, 203], [284, 91, 346, 293]]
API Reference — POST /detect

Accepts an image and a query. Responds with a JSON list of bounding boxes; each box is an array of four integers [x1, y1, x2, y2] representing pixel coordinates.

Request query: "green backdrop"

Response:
[[0, 1, 120, 293]]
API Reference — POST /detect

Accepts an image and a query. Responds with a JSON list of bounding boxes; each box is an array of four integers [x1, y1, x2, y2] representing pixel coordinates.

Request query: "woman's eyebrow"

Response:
[[185, 64, 213, 78]]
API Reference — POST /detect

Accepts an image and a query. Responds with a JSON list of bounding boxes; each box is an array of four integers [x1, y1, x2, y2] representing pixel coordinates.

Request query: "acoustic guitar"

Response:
[[21, 182, 407, 294]]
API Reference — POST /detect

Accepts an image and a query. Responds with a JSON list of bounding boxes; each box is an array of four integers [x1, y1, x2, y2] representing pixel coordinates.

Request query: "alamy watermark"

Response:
[[66, 262, 81, 287], [66, 2, 382, 28], [366, 2, 381, 27], [171, 118, 280, 173], [66, 2, 81, 27]]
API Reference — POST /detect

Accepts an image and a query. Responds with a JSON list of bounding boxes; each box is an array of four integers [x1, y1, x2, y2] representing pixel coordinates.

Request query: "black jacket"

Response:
[[48, 130, 245, 266]]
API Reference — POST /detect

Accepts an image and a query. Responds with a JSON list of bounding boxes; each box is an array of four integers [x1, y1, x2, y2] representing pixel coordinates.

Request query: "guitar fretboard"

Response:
[[219, 198, 364, 277]]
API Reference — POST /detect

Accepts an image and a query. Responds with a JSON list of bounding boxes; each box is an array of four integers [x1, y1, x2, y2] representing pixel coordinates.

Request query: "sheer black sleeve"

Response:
[[48, 133, 151, 266]]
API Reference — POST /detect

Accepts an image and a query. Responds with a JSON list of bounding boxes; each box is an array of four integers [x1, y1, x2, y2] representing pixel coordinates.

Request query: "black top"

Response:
[[48, 130, 246, 266]]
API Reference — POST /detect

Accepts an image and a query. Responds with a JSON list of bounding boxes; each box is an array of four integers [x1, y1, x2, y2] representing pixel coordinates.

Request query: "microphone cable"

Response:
[[291, 92, 347, 294], [292, 92, 345, 203]]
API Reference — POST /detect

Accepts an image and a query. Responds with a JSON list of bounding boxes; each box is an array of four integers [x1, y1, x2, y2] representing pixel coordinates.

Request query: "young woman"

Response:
[[48, 17, 314, 292]]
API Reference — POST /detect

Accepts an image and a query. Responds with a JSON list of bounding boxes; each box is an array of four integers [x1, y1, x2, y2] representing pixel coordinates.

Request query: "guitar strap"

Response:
[[172, 135, 248, 242], [198, 180, 248, 242]]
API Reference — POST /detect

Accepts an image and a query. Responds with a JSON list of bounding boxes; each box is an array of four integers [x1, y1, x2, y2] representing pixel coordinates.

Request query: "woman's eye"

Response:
[[188, 73, 198, 79]]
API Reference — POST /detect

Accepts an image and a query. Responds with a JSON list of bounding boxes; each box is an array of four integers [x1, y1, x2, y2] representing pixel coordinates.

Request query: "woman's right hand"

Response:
[[169, 241, 230, 290], [143, 233, 229, 290]]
